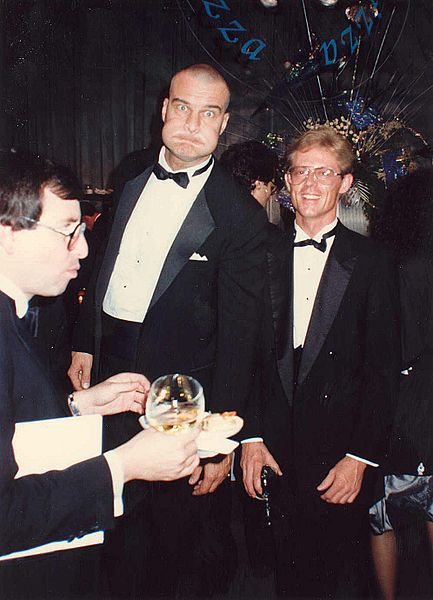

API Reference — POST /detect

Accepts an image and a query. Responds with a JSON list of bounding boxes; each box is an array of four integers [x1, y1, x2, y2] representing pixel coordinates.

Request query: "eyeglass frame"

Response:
[[19, 216, 86, 250], [286, 165, 344, 186]]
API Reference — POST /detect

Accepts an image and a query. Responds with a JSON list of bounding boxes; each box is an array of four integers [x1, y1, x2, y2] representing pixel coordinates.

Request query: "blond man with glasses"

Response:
[[241, 126, 401, 598]]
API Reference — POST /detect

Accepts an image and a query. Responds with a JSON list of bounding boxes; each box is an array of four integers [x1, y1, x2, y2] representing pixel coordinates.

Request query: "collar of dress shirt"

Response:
[[158, 147, 214, 180], [0, 273, 29, 317], [294, 217, 338, 243]]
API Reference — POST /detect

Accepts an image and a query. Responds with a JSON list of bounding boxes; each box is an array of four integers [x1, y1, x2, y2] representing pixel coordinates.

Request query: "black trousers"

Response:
[[99, 316, 237, 599], [270, 477, 375, 599]]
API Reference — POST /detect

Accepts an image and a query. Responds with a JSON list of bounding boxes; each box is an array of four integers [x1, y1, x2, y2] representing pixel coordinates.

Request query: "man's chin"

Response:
[[168, 143, 204, 164], [47, 276, 75, 297]]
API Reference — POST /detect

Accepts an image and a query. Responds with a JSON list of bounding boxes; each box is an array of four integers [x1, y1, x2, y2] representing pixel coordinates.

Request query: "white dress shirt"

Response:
[[0, 274, 125, 514], [0, 273, 29, 317], [103, 148, 214, 322], [293, 219, 337, 348]]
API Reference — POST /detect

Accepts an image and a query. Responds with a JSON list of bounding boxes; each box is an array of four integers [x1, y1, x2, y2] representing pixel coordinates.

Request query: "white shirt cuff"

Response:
[[241, 437, 264, 444], [104, 450, 125, 517], [345, 453, 379, 468]]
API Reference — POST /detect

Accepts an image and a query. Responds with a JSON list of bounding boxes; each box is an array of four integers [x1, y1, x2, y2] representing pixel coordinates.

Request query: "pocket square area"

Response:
[[189, 252, 208, 261]]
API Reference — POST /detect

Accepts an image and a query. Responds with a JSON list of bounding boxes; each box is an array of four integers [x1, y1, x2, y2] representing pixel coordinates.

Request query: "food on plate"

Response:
[[201, 411, 242, 435]]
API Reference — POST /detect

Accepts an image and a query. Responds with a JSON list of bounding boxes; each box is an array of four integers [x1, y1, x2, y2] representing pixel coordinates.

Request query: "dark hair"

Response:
[[369, 168, 433, 262], [0, 151, 82, 230], [284, 126, 355, 175], [220, 140, 279, 192]]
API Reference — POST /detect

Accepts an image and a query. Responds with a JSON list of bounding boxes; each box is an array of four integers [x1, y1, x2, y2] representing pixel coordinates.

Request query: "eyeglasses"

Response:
[[20, 217, 86, 250], [287, 166, 343, 185]]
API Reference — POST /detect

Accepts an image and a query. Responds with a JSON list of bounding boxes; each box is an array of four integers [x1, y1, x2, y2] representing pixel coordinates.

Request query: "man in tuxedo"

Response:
[[69, 64, 267, 596], [0, 152, 199, 599], [241, 126, 400, 598]]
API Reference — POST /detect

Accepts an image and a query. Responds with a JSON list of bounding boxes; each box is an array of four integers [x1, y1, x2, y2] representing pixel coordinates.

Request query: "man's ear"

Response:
[[219, 112, 230, 136], [0, 224, 15, 255], [284, 172, 291, 194], [252, 180, 262, 191], [161, 98, 168, 123], [339, 172, 354, 195]]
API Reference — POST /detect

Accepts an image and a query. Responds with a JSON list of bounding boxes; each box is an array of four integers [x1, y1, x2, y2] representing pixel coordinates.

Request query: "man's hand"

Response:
[[189, 454, 232, 496], [317, 456, 367, 504], [68, 351, 93, 390], [73, 372, 150, 416], [240, 441, 282, 498], [117, 427, 200, 483]]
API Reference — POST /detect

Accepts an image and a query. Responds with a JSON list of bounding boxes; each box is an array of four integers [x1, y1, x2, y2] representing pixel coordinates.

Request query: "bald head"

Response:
[[161, 63, 231, 171], [170, 64, 230, 111]]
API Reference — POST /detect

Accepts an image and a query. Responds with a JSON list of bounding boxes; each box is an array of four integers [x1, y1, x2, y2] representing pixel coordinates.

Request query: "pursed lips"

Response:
[[175, 134, 202, 144]]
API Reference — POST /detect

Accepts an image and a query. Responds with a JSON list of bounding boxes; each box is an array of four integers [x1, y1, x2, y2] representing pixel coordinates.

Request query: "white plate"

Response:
[[197, 433, 239, 456], [201, 415, 244, 439], [139, 415, 241, 457]]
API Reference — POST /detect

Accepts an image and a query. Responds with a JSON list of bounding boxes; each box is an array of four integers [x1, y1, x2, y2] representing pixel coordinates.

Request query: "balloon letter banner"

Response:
[[201, 0, 267, 60], [320, 1, 381, 65]]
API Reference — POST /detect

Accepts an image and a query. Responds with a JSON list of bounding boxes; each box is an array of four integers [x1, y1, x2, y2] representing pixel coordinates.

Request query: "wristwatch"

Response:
[[67, 393, 82, 417]]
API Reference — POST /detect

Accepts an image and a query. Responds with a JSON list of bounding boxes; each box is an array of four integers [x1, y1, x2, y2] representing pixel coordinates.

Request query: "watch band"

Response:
[[68, 393, 82, 417]]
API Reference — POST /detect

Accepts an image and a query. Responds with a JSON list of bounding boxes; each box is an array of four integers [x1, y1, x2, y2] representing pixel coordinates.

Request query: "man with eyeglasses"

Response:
[[0, 151, 199, 600], [241, 126, 400, 598]]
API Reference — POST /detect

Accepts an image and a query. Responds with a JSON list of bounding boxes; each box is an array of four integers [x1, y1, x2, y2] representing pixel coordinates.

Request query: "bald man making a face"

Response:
[[70, 64, 267, 597]]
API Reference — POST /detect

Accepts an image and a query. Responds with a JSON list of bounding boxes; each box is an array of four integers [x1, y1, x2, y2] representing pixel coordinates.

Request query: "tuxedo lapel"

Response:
[[297, 225, 358, 387], [148, 187, 215, 310], [97, 168, 153, 297], [270, 230, 294, 404]]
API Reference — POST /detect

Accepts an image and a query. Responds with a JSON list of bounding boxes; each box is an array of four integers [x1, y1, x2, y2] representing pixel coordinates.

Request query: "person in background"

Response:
[[241, 126, 400, 598], [369, 169, 433, 600], [0, 151, 199, 600], [220, 139, 279, 207]]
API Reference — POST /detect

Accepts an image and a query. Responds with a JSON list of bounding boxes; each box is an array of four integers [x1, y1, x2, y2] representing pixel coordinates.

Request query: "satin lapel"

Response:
[[297, 227, 358, 387], [272, 229, 294, 404], [148, 187, 215, 310], [96, 168, 153, 299]]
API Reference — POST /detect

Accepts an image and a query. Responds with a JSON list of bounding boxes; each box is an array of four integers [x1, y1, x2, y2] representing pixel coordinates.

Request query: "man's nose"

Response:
[[304, 169, 318, 184], [185, 110, 200, 132], [74, 232, 89, 260]]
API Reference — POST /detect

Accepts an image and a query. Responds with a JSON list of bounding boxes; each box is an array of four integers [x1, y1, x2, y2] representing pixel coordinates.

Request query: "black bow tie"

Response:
[[152, 157, 213, 189], [294, 225, 338, 253]]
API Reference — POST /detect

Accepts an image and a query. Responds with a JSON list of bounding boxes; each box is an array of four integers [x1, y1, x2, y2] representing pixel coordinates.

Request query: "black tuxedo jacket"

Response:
[[255, 222, 401, 501], [74, 161, 267, 421], [0, 291, 114, 557]]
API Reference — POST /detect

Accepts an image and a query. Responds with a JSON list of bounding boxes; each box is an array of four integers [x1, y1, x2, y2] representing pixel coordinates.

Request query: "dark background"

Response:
[[0, 0, 431, 187]]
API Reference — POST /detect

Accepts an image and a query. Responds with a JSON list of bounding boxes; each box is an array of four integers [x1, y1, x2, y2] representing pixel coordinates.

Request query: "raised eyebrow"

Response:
[[172, 97, 189, 106], [171, 97, 223, 114]]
